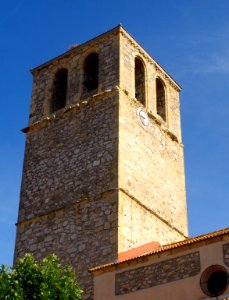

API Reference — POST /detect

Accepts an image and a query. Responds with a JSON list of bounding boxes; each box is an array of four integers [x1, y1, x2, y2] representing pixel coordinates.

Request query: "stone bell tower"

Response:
[[14, 25, 188, 299]]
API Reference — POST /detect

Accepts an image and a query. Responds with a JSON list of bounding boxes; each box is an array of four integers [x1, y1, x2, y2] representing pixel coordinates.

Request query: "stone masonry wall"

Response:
[[115, 252, 200, 295], [119, 30, 182, 141], [16, 29, 121, 300], [29, 31, 119, 125], [223, 243, 229, 266], [15, 191, 118, 299], [118, 91, 188, 252], [118, 190, 184, 251], [18, 93, 119, 222], [117, 29, 187, 251], [15, 90, 120, 300], [15, 26, 188, 299]]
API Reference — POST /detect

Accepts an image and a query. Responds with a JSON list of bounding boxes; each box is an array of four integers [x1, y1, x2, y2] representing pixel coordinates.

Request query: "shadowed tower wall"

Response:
[[14, 25, 188, 299]]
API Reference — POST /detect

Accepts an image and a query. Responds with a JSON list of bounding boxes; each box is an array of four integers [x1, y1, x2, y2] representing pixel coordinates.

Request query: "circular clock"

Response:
[[138, 109, 149, 126]]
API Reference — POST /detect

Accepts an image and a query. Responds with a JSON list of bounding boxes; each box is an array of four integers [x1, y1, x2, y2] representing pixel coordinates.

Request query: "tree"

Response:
[[0, 253, 83, 300]]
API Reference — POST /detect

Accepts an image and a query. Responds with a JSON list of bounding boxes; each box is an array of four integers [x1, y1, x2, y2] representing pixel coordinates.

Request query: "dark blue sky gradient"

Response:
[[1, 0, 229, 265]]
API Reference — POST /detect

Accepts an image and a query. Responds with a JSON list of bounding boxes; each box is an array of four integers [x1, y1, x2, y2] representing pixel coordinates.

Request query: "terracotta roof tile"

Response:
[[118, 241, 161, 262], [89, 227, 229, 273]]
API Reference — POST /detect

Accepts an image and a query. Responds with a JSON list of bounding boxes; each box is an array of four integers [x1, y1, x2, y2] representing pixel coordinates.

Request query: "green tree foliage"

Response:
[[0, 254, 83, 300]]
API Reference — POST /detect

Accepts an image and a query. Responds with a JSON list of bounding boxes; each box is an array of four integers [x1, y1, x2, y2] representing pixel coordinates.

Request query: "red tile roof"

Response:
[[89, 227, 229, 273], [118, 241, 161, 262]]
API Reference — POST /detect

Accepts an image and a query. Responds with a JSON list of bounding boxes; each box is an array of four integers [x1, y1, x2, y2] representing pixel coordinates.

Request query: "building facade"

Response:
[[14, 25, 188, 299], [91, 228, 229, 300]]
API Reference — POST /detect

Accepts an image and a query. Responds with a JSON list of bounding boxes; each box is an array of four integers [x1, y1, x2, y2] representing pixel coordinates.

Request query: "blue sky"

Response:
[[1, 0, 229, 266]]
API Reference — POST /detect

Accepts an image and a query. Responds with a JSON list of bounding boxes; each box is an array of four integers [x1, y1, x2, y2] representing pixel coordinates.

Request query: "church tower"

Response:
[[14, 25, 188, 299]]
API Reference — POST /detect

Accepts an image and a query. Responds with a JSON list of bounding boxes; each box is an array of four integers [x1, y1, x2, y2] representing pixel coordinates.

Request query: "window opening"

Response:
[[50, 68, 68, 113], [156, 78, 166, 121], [83, 53, 99, 92], [200, 265, 229, 297], [135, 57, 145, 106]]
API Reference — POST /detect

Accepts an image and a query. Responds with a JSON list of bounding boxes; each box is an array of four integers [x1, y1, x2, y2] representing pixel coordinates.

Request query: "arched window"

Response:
[[83, 53, 99, 92], [156, 78, 166, 121], [50, 68, 68, 113], [135, 57, 145, 106]]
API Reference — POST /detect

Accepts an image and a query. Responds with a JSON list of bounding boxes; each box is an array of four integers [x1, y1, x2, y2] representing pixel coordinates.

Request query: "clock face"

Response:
[[138, 109, 149, 126]]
